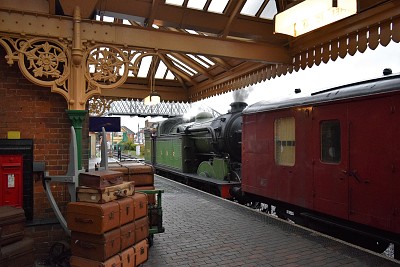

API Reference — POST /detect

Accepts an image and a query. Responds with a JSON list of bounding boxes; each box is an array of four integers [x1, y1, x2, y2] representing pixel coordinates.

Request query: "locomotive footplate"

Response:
[[155, 165, 240, 199]]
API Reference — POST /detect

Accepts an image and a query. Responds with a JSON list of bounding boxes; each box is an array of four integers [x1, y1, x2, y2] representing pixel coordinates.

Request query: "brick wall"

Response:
[[0, 48, 89, 261]]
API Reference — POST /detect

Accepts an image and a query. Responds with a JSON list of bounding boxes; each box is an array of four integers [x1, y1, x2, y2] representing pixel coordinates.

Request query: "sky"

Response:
[[121, 41, 400, 130]]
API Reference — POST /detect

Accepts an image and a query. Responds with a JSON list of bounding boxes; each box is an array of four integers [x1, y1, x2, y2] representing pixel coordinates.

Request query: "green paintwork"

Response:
[[144, 132, 152, 163], [66, 109, 88, 170], [197, 157, 229, 180], [156, 137, 183, 171]]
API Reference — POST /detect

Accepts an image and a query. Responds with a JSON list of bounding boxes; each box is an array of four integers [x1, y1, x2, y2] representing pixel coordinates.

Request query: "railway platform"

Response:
[[144, 174, 399, 267]]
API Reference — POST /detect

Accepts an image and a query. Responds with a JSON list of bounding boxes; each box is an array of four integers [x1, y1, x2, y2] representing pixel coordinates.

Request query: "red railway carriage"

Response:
[[241, 73, 400, 240]]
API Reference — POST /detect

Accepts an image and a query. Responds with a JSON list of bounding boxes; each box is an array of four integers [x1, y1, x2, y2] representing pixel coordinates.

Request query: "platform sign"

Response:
[[89, 117, 121, 132]]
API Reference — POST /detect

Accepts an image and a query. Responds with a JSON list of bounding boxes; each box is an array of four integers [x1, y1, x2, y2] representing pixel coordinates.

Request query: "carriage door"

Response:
[[313, 105, 349, 219], [346, 97, 393, 229]]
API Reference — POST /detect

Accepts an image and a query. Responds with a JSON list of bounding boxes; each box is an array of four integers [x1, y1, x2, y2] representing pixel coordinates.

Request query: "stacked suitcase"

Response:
[[67, 170, 150, 267], [0, 206, 34, 267], [108, 162, 155, 204], [108, 162, 162, 228]]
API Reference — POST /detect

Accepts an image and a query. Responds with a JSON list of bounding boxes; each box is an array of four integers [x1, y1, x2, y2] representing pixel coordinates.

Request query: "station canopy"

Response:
[[1, 0, 399, 103]]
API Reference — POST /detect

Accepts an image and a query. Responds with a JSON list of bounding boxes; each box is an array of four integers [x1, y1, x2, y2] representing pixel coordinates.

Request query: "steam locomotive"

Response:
[[145, 71, 400, 258], [144, 102, 246, 198]]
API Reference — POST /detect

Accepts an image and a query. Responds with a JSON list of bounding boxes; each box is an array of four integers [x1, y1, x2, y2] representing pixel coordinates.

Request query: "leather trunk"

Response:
[[116, 197, 135, 226], [120, 221, 135, 251], [71, 228, 121, 262], [119, 247, 135, 267], [0, 206, 25, 246], [131, 192, 148, 220], [67, 201, 120, 234], [109, 162, 154, 186], [79, 170, 123, 189], [0, 237, 34, 267], [133, 239, 148, 266], [70, 254, 121, 267], [134, 216, 149, 244], [136, 185, 156, 205], [76, 181, 135, 204]]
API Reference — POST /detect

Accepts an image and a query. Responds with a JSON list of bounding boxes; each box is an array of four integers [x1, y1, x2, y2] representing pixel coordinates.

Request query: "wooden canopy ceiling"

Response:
[[1, 0, 399, 103]]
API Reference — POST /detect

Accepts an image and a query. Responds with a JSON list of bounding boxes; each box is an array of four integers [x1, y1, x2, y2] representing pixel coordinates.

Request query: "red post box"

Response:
[[0, 155, 23, 207]]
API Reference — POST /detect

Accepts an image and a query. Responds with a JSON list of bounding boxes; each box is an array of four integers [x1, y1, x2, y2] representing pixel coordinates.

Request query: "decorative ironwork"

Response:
[[85, 45, 129, 91], [88, 97, 220, 118], [88, 97, 115, 116], [0, 37, 70, 94], [25, 42, 67, 79]]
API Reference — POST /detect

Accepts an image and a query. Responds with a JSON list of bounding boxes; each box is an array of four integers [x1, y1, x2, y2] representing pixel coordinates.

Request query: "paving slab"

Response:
[[143, 175, 399, 267]]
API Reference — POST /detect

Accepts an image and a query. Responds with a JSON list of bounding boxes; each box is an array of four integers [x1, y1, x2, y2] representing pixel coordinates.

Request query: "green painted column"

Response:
[[66, 110, 88, 170]]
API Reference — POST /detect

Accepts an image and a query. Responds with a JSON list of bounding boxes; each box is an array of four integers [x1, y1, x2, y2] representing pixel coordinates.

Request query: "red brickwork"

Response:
[[0, 48, 89, 262]]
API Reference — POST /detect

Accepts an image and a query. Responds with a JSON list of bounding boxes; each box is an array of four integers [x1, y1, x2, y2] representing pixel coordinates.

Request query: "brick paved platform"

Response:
[[144, 175, 399, 267]]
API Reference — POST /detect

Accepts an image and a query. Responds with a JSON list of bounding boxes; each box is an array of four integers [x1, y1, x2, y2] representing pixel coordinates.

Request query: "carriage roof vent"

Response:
[[383, 68, 392, 76]]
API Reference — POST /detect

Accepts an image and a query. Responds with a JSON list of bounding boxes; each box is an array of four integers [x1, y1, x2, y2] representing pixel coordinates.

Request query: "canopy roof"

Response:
[[1, 0, 399, 103]]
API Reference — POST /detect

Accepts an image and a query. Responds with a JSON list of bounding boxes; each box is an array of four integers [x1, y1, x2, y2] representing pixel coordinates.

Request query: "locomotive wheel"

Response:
[[229, 171, 241, 182]]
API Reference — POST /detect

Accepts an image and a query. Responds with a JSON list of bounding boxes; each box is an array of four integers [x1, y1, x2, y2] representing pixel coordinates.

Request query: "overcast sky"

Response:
[[122, 41, 400, 129], [199, 41, 400, 113]]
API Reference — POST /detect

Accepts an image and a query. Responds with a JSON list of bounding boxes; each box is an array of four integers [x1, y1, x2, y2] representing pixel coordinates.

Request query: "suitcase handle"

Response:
[[114, 189, 127, 198], [108, 179, 120, 185], [125, 206, 131, 215], [75, 217, 93, 224]]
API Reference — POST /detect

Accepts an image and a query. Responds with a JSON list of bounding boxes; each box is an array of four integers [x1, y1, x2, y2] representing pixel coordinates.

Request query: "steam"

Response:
[[233, 87, 254, 102]]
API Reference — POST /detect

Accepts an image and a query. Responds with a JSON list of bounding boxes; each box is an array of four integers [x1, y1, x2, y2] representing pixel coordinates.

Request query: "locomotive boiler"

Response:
[[145, 102, 246, 198]]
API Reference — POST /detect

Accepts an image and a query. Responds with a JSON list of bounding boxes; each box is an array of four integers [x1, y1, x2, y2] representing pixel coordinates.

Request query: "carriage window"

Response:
[[275, 117, 295, 166], [321, 120, 341, 163]]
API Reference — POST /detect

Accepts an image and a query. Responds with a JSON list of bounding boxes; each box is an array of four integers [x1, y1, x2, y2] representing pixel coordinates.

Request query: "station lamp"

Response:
[[143, 92, 161, 106], [274, 0, 357, 37], [143, 55, 161, 106]]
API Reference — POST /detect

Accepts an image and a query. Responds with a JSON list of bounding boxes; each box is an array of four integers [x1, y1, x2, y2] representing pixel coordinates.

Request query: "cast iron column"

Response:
[[66, 110, 87, 170]]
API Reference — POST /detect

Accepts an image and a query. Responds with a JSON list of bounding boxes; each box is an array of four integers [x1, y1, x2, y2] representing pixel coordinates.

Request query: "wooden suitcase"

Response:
[[116, 197, 135, 226], [0, 237, 34, 267], [77, 181, 135, 204], [119, 247, 135, 267], [0, 205, 25, 246], [71, 228, 121, 262], [67, 201, 120, 234], [131, 192, 148, 220], [120, 221, 135, 251], [109, 162, 154, 186], [133, 239, 148, 266], [123, 162, 154, 186], [136, 185, 156, 205], [134, 216, 149, 243], [70, 254, 122, 267], [79, 170, 123, 189]]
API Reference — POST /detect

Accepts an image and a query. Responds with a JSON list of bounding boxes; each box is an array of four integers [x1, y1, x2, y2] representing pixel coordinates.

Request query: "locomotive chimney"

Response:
[[230, 102, 248, 113]]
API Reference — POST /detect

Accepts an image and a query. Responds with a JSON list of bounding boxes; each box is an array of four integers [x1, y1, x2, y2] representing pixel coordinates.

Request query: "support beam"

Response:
[[0, 9, 291, 64], [222, 0, 245, 38], [190, 61, 266, 95], [100, 83, 188, 102]]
